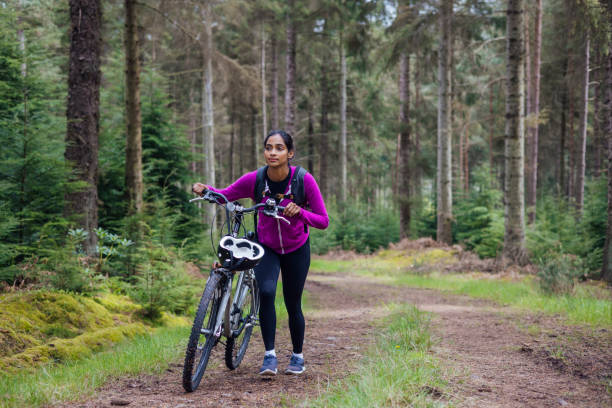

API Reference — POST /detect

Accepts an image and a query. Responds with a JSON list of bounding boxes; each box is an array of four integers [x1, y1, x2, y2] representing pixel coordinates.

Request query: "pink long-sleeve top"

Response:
[[209, 166, 329, 254]]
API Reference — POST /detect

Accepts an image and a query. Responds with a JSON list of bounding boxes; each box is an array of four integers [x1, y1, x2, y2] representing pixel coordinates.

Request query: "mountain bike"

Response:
[[182, 190, 288, 392]]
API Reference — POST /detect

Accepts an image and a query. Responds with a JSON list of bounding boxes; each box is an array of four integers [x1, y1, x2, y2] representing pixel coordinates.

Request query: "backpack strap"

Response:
[[291, 166, 307, 207], [254, 166, 268, 204]]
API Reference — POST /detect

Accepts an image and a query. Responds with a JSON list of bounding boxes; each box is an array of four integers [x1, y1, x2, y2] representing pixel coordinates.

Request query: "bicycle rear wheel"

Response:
[[182, 271, 224, 392], [224, 272, 259, 369]]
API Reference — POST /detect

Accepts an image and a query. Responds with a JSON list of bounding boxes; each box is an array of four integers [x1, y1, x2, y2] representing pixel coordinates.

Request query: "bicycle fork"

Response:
[[201, 273, 232, 339]]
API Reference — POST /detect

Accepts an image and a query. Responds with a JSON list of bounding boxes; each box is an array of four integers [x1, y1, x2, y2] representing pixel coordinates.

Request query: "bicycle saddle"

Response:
[[217, 236, 264, 270]]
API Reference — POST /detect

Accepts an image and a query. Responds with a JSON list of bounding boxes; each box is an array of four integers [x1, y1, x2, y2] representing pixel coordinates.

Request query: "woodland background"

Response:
[[1, 0, 612, 307]]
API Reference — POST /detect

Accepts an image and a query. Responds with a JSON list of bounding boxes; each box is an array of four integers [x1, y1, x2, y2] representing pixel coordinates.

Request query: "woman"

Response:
[[192, 130, 329, 376]]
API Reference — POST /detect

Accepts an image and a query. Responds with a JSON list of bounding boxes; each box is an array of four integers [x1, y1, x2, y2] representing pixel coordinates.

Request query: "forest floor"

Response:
[[55, 254, 612, 408]]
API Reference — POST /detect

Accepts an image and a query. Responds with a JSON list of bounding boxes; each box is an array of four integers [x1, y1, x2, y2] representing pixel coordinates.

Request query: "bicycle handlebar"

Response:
[[190, 190, 289, 224]]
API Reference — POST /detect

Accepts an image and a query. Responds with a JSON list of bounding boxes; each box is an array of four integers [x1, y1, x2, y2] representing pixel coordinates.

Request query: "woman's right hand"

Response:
[[192, 183, 210, 196]]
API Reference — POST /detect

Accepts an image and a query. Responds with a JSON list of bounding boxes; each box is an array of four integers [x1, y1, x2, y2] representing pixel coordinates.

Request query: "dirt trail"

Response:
[[57, 271, 611, 408]]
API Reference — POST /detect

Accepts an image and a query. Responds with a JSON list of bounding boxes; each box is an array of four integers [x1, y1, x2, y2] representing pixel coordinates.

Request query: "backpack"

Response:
[[254, 165, 307, 207]]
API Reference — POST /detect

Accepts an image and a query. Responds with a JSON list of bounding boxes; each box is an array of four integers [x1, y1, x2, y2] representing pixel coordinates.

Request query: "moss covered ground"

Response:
[[0, 290, 186, 372]]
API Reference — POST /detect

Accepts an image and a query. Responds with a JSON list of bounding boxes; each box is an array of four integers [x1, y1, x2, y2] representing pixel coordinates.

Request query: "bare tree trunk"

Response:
[[202, 3, 215, 186], [307, 99, 314, 172], [414, 50, 422, 200], [560, 89, 567, 196], [239, 115, 245, 175], [284, 0, 296, 136], [594, 47, 603, 178], [568, 58, 576, 200], [319, 63, 329, 197], [526, 0, 542, 223], [271, 33, 279, 130], [437, 0, 453, 244], [464, 112, 470, 192], [575, 33, 589, 215], [394, 132, 400, 197], [229, 99, 235, 182], [503, 0, 527, 265], [252, 107, 258, 169], [124, 0, 143, 215], [261, 26, 268, 138], [489, 83, 495, 182], [602, 0, 612, 284], [64, 0, 101, 255], [17, 0, 28, 245], [340, 40, 347, 202], [399, 52, 411, 239], [189, 89, 197, 175]]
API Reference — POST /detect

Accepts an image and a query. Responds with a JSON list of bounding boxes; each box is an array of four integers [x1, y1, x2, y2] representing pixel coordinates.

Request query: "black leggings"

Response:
[[254, 239, 310, 354]]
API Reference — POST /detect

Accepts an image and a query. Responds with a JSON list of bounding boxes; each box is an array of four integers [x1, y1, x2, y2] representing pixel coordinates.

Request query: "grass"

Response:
[[0, 277, 307, 408], [311, 252, 612, 328], [0, 325, 189, 408], [306, 304, 451, 407]]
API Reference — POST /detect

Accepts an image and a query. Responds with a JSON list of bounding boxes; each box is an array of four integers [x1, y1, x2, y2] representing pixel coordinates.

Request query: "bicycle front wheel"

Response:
[[182, 271, 224, 392], [225, 273, 259, 370]]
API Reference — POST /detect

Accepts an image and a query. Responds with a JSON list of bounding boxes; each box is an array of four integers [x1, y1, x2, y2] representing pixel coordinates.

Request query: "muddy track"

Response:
[[56, 272, 612, 408]]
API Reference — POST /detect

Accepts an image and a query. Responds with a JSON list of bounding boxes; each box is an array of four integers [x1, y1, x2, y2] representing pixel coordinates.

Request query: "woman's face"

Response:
[[264, 134, 294, 168]]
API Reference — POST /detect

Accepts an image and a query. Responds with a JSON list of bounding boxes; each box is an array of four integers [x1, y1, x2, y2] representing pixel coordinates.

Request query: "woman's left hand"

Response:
[[283, 202, 301, 217]]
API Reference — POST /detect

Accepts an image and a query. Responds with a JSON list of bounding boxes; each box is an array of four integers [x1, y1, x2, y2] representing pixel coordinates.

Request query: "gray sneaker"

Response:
[[259, 354, 278, 376], [284, 355, 305, 375]]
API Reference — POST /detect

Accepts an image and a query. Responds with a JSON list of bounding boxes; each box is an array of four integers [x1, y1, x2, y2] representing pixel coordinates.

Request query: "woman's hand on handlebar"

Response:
[[283, 202, 301, 217], [192, 183, 210, 196]]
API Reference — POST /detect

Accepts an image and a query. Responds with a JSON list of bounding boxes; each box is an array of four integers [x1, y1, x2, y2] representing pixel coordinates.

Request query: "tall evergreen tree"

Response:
[[437, 0, 453, 244], [124, 0, 143, 215], [65, 0, 102, 255], [601, 0, 612, 284], [503, 0, 527, 264]]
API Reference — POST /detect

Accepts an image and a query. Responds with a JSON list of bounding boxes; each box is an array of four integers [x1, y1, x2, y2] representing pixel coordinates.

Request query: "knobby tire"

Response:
[[182, 271, 223, 392]]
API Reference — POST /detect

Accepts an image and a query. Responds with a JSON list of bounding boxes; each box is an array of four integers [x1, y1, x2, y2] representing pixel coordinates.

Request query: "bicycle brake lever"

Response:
[[275, 215, 291, 225]]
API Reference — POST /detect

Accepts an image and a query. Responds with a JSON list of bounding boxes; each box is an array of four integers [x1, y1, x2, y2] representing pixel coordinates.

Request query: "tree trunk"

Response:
[[568, 59, 576, 200], [17, 0, 28, 245], [437, 0, 453, 244], [602, 0, 612, 284], [271, 33, 279, 130], [560, 88, 567, 196], [229, 99, 235, 182], [189, 89, 197, 175], [202, 3, 215, 187], [125, 0, 143, 215], [503, 0, 527, 265], [319, 63, 329, 197], [307, 99, 314, 173], [64, 0, 101, 255], [489, 83, 495, 182], [252, 107, 258, 169], [594, 47, 603, 178], [399, 52, 411, 239], [340, 40, 347, 202], [464, 112, 470, 192], [261, 27, 268, 138], [414, 50, 422, 201], [284, 0, 296, 136], [526, 0, 542, 224], [575, 33, 589, 215]]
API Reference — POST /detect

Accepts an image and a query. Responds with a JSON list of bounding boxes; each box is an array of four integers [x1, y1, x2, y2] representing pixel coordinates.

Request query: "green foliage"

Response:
[[310, 202, 400, 254], [536, 253, 585, 295], [454, 186, 504, 258], [0, 4, 68, 277], [129, 243, 199, 319]]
